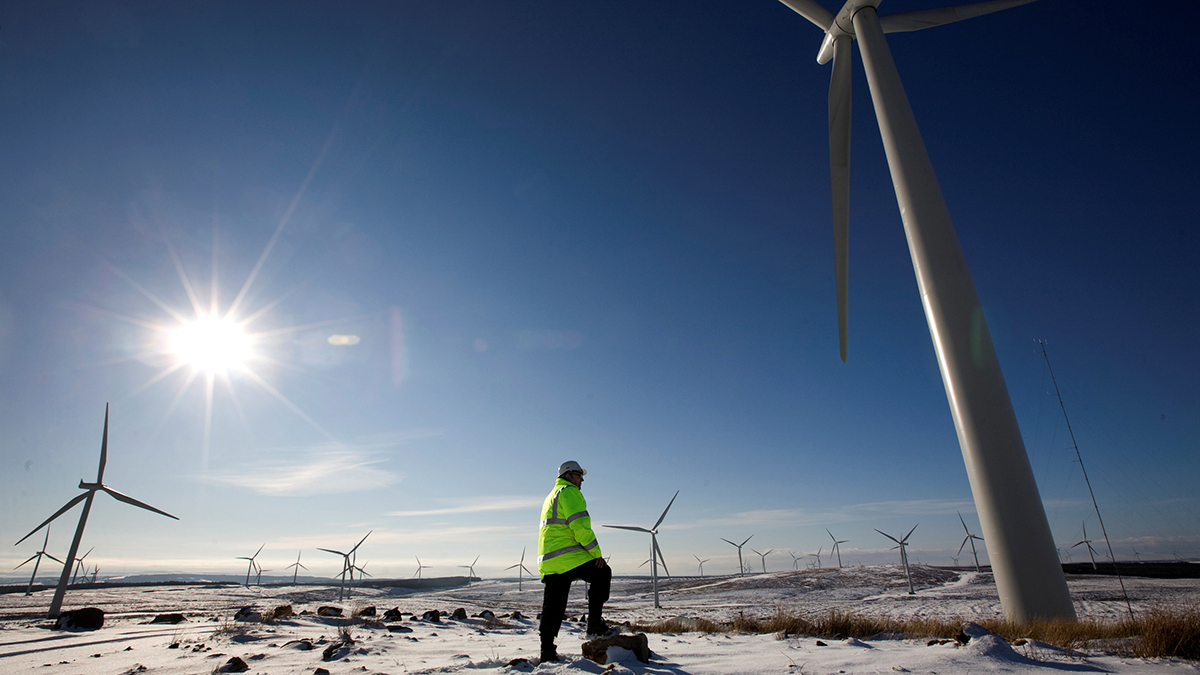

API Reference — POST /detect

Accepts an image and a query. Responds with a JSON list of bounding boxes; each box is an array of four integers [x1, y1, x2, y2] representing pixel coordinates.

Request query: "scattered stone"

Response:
[[509, 611, 525, 620], [476, 610, 496, 620], [386, 625, 413, 633], [168, 642, 180, 649], [268, 605, 294, 620], [282, 639, 314, 650], [1012, 638, 1028, 646], [353, 605, 376, 617], [322, 638, 353, 661], [450, 608, 468, 620], [55, 608, 105, 630], [234, 607, 260, 622], [421, 610, 441, 623], [382, 607, 403, 621], [317, 606, 343, 617], [315, 669, 331, 675], [505, 657, 531, 668], [815, 640, 827, 647], [221, 656, 249, 672], [453, 653, 470, 658], [121, 666, 148, 674], [581, 633, 652, 665], [151, 613, 186, 624], [124, 646, 133, 651]]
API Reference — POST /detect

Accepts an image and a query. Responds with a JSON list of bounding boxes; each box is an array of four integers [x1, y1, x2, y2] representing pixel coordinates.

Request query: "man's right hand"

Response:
[[595, 557, 608, 569]]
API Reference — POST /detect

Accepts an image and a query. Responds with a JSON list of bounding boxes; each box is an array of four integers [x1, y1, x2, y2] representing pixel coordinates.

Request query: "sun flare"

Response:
[[170, 315, 252, 373]]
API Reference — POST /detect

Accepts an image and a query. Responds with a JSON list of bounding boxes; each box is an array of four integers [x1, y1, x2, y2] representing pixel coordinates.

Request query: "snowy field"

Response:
[[2, 566, 1198, 674]]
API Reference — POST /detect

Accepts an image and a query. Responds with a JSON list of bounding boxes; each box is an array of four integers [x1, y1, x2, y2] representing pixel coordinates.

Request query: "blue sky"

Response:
[[1, 0, 1197, 581]]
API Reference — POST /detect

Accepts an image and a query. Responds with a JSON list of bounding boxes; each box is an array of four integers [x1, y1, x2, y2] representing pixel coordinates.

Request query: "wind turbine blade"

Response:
[[740, 535, 753, 547], [98, 404, 109, 483], [15, 554, 38, 569], [776, 0, 834, 30], [100, 486, 179, 520], [318, 548, 347, 556], [829, 33, 852, 362], [720, 538, 737, 547], [253, 543, 264, 558], [351, 531, 371, 553], [875, 529, 901, 544], [15, 493, 89, 545], [826, 528, 836, 543], [605, 525, 652, 533], [958, 537, 970, 557], [903, 524, 919, 542], [880, 0, 1038, 34], [45, 553, 65, 564], [653, 490, 679, 530], [653, 537, 670, 577], [958, 511, 970, 534]]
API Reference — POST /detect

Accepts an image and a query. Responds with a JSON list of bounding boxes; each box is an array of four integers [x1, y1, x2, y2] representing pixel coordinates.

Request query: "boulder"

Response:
[[315, 669, 330, 675], [450, 608, 467, 620], [476, 610, 496, 620], [382, 608, 403, 621], [420, 610, 441, 623], [322, 638, 353, 661], [233, 606, 260, 622], [150, 613, 186, 624], [221, 656, 249, 672], [509, 611, 525, 620], [353, 605, 376, 617], [317, 606, 343, 617], [268, 605, 294, 620], [55, 608, 105, 630], [581, 633, 652, 665]]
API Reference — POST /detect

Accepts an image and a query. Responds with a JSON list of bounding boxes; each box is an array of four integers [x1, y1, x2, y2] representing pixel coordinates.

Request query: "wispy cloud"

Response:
[[386, 497, 542, 518], [202, 431, 438, 496]]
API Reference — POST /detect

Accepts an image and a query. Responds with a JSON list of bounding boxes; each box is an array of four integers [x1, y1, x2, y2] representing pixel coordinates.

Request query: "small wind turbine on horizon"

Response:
[[604, 490, 679, 609], [808, 546, 823, 569], [876, 525, 918, 594], [720, 535, 753, 577], [14, 405, 179, 618], [751, 548, 773, 574], [413, 557, 430, 583], [957, 512, 985, 572], [827, 529, 848, 568], [89, 566, 99, 584], [775, 0, 1073, 621], [236, 544, 264, 588], [1072, 522, 1101, 570], [255, 567, 270, 586], [70, 547, 93, 585], [788, 551, 802, 571], [506, 547, 534, 591], [15, 528, 64, 596], [693, 554, 710, 577], [286, 551, 307, 584], [458, 555, 480, 586]]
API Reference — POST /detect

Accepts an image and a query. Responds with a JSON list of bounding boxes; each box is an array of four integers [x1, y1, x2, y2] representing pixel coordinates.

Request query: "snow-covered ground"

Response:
[[2, 566, 1198, 674]]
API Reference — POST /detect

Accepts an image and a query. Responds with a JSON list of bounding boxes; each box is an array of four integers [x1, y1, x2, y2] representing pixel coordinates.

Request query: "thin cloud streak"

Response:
[[204, 444, 401, 496], [386, 497, 542, 518]]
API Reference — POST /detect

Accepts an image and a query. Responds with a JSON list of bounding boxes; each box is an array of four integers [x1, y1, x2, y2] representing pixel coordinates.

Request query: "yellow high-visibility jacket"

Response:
[[537, 478, 602, 578]]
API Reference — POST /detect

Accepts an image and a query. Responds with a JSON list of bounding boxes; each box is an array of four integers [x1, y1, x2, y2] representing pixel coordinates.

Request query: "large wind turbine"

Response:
[[751, 548, 774, 573], [318, 531, 370, 601], [826, 529, 848, 568], [14, 405, 179, 618], [774, 0, 1073, 621], [15, 528, 64, 596], [506, 547, 534, 591], [236, 544, 264, 588], [876, 525, 918, 594], [604, 490, 678, 609]]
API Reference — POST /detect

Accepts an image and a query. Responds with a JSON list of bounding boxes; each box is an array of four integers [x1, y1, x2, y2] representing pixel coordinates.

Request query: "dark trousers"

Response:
[[539, 560, 612, 646]]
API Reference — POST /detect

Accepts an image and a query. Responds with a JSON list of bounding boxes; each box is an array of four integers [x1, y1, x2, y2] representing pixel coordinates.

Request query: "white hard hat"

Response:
[[558, 460, 587, 478]]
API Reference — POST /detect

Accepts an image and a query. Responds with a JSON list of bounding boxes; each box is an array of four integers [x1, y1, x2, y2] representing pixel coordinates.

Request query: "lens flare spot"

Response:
[[171, 315, 251, 373], [327, 334, 360, 346]]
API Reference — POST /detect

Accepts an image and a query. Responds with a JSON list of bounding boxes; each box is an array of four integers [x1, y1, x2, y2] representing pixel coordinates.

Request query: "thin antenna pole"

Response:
[[1039, 339, 1133, 620]]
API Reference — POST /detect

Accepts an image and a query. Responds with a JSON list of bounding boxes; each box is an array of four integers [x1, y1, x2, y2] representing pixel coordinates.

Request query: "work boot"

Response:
[[539, 643, 561, 662], [586, 620, 617, 638]]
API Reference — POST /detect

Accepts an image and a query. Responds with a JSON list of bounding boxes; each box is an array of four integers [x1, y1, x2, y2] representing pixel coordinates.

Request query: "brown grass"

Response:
[[629, 608, 1200, 660]]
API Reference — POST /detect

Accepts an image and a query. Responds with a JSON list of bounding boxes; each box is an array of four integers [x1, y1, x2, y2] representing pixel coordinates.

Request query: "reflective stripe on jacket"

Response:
[[537, 478, 602, 578]]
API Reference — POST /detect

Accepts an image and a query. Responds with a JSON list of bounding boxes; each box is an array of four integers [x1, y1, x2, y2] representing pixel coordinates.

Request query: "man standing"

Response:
[[537, 460, 612, 662]]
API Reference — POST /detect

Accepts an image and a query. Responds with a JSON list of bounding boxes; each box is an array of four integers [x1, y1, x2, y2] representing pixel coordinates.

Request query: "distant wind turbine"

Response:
[[89, 566, 99, 584], [318, 531, 370, 601], [14, 405, 179, 618], [876, 525, 918, 594], [808, 546, 823, 569], [826, 529, 848, 568], [236, 544, 264, 588], [285, 551, 307, 584], [1071, 522, 1100, 570], [458, 555, 480, 586], [720, 535, 753, 577], [604, 490, 678, 609], [957, 512, 985, 572], [788, 551, 802, 571], [255, 567, 270, 586], [15, 528, 64, 596], [751, 548, 773, 573], [70, 547, 94, 585], [505, 547, 534, 591], [775, 0, 1073, 622], [693, 554, 710, 577], [413, 556, 430, 583]]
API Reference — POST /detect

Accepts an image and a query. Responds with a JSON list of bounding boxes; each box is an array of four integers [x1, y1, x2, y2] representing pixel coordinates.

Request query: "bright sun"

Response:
[[170, 315, 252, 373]]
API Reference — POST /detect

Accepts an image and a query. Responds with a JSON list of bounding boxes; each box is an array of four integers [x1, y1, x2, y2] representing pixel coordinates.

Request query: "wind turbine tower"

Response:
[[693, 554, 710, 577], [775, 0, 1074, 622], [14, 405, 179, 618], [720, 535, 753, 577], [751, 548, 773, 573], [876, 525, 918, 594], [604, 490, 678, 609], [827, 529, 848, 568], [958, 512, 985, 572], [16, 528, 64, 596], [506, 547, 534, 591]]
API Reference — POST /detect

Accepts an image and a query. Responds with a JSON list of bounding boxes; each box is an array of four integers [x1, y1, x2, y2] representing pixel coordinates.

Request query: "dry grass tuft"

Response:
[[630, 608, 1200, 660]]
